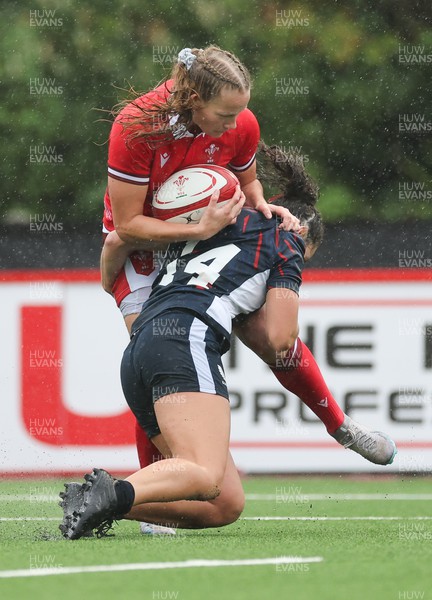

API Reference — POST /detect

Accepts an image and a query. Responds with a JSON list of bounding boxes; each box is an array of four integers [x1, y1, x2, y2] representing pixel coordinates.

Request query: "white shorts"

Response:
[[119, 287, 153, 318]]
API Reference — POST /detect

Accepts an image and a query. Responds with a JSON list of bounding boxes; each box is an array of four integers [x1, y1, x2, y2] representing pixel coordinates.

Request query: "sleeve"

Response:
[[267, 232, 305, 295], [107, 104, 154, 186], [228, 109, 260, 173]]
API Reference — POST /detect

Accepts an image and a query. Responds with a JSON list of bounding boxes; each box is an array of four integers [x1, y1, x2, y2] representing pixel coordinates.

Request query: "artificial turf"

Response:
[[0, 475, 430, 600]]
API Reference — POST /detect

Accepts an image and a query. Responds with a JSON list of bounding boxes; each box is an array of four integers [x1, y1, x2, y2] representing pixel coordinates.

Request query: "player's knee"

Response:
[[192, 491, 245, 528], [189, 468, 223, 501], [268, 329, 298, 355], [218, 492, 245, 525], [202, 492, 245, 527]]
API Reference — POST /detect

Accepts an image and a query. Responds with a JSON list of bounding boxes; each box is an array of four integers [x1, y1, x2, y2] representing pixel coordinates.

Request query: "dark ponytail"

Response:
[[257, 142, 324, 249]]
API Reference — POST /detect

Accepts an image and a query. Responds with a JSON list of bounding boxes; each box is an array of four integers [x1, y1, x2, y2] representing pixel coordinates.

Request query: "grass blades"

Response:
[[0, 476, 430, 600]]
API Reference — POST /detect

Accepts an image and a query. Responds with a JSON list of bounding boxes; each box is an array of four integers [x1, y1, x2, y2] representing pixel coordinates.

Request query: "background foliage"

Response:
[[1, 0, 431, 226]]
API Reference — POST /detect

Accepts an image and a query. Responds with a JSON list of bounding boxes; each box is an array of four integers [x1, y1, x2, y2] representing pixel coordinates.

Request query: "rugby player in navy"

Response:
[[59, 144, 396, 538], [95, 48, 396, 538], [60, 196, 321, 539]]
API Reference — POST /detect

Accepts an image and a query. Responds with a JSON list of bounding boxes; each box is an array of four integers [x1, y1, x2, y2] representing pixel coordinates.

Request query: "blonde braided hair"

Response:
[[118, 45, 251, 143]]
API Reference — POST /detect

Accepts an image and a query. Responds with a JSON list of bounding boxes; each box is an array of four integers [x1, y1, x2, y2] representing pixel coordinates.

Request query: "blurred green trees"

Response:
[[1, 0, 431, 225]]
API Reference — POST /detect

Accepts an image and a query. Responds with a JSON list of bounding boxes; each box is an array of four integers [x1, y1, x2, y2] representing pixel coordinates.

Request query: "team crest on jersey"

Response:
[[205, 144, 220, 163], [173, 175, 189, 197]]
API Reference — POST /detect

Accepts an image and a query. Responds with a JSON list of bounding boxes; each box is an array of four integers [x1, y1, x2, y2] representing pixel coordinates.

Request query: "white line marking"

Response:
[[0, 557, 323, 579], [3, 493, 432, 503], [2, 516, 431, 523], [0, 495, 58, 502], [0, 517, 59, 521], [245, 493, 432, 501], [243, 516, 432, 521]]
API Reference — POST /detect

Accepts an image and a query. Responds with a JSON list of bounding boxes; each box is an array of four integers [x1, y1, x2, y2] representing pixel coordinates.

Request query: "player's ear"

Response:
[[190, 92, 204, 108], [297, 225, 308, 238]]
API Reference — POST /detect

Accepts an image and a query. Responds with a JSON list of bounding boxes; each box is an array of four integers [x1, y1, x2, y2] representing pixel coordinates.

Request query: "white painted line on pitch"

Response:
[[0, 556, 323, 579], [243, 516, 432, 521], [0, 517, 59, 521], [2, 516, 431, 523], [245, 493, 432, 501], [3, 493, 432, 503], [0, 495, 58, 502], [0, 516, 432, 521]]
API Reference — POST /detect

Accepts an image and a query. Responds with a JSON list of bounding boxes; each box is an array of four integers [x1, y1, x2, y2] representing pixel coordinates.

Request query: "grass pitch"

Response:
[[0, 475, 430, 600]]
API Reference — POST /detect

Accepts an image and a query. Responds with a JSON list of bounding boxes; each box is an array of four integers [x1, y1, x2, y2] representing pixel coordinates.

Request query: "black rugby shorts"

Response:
[[120, 311, 229, 438]]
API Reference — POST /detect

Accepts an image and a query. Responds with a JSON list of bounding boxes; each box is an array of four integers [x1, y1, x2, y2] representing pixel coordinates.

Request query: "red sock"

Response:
[[271, 338, 345, 434], [135, 420, 163, 468]]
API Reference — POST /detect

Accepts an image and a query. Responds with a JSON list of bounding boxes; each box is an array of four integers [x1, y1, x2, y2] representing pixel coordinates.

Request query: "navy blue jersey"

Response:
[[132, 208, 305, 343]]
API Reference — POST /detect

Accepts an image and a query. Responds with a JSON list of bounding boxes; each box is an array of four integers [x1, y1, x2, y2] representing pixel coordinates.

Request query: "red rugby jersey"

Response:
[[102, 79, 260, 306]]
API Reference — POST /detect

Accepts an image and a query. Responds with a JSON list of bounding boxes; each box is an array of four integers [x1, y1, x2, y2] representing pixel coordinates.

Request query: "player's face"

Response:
[[304, 243, 319, 262], [191, 88, 250, 138]]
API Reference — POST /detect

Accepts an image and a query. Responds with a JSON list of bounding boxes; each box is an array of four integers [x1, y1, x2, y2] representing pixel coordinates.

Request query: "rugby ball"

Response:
[[152, 164, 239, 223]]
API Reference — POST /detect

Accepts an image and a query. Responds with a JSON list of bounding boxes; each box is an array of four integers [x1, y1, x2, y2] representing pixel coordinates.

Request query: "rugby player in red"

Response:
[[98, 47, 396, 534]]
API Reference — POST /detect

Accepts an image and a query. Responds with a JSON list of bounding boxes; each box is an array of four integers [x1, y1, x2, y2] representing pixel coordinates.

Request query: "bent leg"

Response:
[[234, 308, 344, 433], [125, 451, 244, 528], [126, 391, 231, 504], [121, 312, 243, 521]]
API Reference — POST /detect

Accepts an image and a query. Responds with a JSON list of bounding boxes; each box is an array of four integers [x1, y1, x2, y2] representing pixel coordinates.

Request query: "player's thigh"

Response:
[[155, 391, 230, 484], [153, 312, 230, 480], [233, 306, 276, 364], [124, 312, 139, 335], [123, 311, 231, 469], [119, 286, 153, 334], [150, 432, 172, 459], [150, 434, 243, 521], [150, 432, 243, 515]]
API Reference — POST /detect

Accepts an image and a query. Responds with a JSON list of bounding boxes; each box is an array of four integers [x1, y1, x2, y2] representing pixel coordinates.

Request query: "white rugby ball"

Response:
[[152, 164, 239, 223]]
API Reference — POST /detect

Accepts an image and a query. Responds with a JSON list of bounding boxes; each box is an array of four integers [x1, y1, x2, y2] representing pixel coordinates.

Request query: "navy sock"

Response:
[[114, 480, 135, 516]]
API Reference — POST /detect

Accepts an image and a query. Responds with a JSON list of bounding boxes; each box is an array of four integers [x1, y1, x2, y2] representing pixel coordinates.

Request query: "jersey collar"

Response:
[[169, 114, 206, 140]]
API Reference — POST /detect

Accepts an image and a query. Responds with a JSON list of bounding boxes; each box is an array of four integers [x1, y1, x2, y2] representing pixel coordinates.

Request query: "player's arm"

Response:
[[236, 162, 265, 208], [100, 231, 167, 294], [262, 230, 304, 355], [236, 163, 300, 232], [264, 287, 299, 354], [109, 178, 244, 244]]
